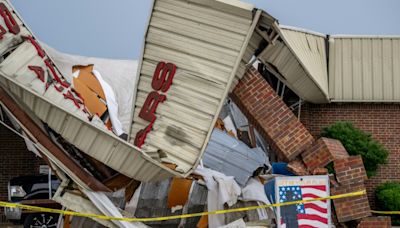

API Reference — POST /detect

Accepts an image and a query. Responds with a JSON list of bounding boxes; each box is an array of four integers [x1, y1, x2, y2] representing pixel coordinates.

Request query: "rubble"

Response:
[[0, 0, 396, 227]]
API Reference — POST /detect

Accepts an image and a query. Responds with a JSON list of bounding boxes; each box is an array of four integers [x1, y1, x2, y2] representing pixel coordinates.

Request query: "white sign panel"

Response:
[[275, 175, 331, 228]]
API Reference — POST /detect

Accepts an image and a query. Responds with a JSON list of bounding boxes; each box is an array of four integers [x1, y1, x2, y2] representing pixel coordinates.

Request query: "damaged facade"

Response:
[[0, 0, 398, 227]]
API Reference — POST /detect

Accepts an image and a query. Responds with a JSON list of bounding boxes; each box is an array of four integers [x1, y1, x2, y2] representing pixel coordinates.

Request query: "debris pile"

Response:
[[0, 0, 394, 227]]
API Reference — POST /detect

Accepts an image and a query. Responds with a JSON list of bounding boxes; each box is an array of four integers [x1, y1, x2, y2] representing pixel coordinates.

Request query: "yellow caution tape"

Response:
[[0, 190, 366, 222], [371, 210, 400, 215]]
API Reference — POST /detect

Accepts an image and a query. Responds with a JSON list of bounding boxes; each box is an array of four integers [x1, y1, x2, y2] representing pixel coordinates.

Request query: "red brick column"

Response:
[[231, 66, 314, 161], [331, 156, 371, 222]]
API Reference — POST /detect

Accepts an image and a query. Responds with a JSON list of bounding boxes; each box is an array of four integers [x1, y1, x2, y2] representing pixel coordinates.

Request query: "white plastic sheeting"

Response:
[[195, 167, 242, 228], [43, 44, 138, 134]]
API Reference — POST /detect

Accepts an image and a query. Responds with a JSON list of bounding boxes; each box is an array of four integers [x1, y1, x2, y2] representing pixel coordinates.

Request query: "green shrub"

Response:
[[375, 182, 400, 225], [321, 121, 388, 177]]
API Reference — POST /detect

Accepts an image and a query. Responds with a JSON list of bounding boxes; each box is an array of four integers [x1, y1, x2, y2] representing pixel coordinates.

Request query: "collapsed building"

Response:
[[0, 0, 398, 227]]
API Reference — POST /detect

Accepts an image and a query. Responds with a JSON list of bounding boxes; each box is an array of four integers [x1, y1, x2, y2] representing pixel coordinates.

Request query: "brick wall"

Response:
[[231, 66, 314, 161], [0, 117, 43, 216], [301, 103, 400, 208]]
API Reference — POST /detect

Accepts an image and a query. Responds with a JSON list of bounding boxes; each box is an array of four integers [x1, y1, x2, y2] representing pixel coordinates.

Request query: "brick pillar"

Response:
[[231, 66, 314, 161], [331, 156, 371, 222]]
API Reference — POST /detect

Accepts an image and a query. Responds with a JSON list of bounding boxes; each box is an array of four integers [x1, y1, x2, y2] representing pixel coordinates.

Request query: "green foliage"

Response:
[[321, 121, 388, 177], [375, 182, 400, 225], [325, 162, 335, 174]]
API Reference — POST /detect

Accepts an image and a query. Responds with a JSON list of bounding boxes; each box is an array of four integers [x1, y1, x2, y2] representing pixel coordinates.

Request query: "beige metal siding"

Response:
[[280, 27, 329, 97], [259, 41, 328, 103], [130, 0, 257, 173], [256, 24, 330, 103], [230, 31, 263, 91], [329, 36, 400, 102]]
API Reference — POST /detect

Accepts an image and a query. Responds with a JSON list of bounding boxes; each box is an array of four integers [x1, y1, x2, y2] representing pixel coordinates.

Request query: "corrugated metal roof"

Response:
[[329, 36, 400, 102], [130, 0, 260, 174], [280, 26, 329, 96], [257, 22, 329, 103], [203, 129, 267, 186]]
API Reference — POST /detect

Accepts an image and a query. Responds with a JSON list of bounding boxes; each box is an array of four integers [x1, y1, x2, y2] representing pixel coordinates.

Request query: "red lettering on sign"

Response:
[[24, 36, 45, 58], [151, 62, 176, 92], [0, 3, 20, 35], [45, 59, 70, 88], [28, 66, 45, 82], [71, 88, 84, 104], [54, 84, 64, 93], [134, 122, 153, 148], [63, 90, 81, 109], [0, 25, 6, 40], [139, 91, 166, 123], [134, 61, 176, 148]]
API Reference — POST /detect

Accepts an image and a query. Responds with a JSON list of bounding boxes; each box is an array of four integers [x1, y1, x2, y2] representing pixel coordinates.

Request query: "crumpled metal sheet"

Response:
[[203, 129, 268, 186]]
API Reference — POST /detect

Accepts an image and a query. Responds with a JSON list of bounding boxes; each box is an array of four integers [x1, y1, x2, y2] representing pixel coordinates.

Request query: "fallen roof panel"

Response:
[[130, 0, 261, 174], [203, 129, 268, 186]]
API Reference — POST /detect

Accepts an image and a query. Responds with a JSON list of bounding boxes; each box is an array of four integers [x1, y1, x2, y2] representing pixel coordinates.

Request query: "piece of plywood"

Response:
[[73, 77, 107, 117], [72, 65, 106, 100], [167, 177, 193, 208]]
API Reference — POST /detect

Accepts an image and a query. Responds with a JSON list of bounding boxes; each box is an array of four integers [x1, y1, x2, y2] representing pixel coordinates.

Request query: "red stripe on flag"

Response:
[[299, 225, 318, 228], [301, 185, 326, 191], [302, 193, 327, 202], [304, 203, 328, 213], [297, 214, 328, 224]]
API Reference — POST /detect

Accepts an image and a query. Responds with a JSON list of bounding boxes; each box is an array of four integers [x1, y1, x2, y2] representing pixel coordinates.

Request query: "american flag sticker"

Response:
[[275, 176, 331, 228]]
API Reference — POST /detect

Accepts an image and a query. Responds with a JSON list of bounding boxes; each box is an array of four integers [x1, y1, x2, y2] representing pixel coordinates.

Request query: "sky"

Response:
[[11, 0, 400, 60]]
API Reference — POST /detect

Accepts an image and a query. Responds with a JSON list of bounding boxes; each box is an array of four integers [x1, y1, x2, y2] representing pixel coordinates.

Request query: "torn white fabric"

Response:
[[241, 178, 271, 221], [241, 178, 270, 205], [195, 167, 241, 228], [92, 70, 124, 136], [215, 176, 241, 207], [42, 43, 138, 134], [83, 190, 148, 228]]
